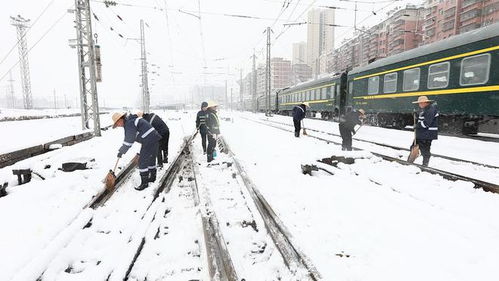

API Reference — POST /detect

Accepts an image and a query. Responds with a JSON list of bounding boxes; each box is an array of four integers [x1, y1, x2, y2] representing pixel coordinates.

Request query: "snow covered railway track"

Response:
[[246, 117, 499, 194], [13, 133, 197, 281], [259, 118, 499, 170], [190, 134, 321, 280], [218, 136, 322, 280], [0, 125, 112, 168]]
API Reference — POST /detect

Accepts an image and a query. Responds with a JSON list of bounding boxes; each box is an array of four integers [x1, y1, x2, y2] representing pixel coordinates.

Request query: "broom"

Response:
[[302, 120, 308, 136], [105, 158, 120, 190], [407, 113, 420, 163]]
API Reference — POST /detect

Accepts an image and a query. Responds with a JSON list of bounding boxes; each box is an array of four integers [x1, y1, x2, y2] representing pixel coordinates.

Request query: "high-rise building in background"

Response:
[[307, 8, 335, 76], [292, 42, 307, 65], [271, 57, 292, 90], [422, 0, 499, 44]]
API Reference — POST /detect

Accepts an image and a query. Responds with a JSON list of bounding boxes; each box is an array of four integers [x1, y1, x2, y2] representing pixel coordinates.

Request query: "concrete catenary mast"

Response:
[[10, 15, 33, 109], [140, 19, 150, 113]]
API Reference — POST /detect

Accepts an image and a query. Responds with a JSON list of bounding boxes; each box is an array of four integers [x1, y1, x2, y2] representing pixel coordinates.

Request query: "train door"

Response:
[[339, 72, 348, 115]]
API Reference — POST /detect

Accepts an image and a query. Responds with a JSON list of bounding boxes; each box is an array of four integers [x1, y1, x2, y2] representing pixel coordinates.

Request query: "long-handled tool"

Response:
[[407, 112, 420, 163], [302, 120, 308, 136], [105, 158, 120, 190]]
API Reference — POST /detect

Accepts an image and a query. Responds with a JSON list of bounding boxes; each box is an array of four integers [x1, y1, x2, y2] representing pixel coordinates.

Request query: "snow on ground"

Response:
[[241, 113, 499, 185], [0, 114, 112, 154], [0, 108, 82, 119], [220, 112, 499, 281], [0, 110, 191, 281]]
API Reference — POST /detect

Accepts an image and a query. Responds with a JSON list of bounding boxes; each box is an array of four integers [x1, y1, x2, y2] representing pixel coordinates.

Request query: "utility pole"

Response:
[[239, 68, 243, 111], [11, 15, 33, 109], [230, 88, 233, 111], [53, 89, 57, 109], [140, 19, 150, 113], [225, 80, 228, 107], [8, 71, 15, 108], [71, 0, 101, 136], [252, 50, 257, 113], [264, 27, 272, 114]]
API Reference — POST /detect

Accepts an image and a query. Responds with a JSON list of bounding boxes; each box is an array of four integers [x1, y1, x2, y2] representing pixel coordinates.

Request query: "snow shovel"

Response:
[[302, 120, 308, 136], [105, 158, 120, 190], [407, 114, 420, 163]]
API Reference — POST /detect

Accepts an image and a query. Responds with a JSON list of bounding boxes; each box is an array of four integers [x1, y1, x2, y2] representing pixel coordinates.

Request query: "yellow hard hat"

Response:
[[412, 96, 433, 104], [302, 102, 310, 108], [111, 112, 126, 128]]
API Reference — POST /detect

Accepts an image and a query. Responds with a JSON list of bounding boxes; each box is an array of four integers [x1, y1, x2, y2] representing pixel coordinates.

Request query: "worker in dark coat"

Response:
[[112, 112, 162, 190], [196, 101, 209, 154], [205, 101, 220, 163], [139, 111, 170, 166], [292, 102, 309, 137], [412, 96, 439, 166], [338, 108, 365, 151]]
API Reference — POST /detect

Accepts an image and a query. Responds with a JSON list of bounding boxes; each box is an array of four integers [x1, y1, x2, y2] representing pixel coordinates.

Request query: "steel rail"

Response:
[[260, 118, 499, 170], [218, 136, 322, 280], [244, 117, 499, 194]]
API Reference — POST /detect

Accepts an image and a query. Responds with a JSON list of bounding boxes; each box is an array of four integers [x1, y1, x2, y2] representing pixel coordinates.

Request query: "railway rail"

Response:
[[262, 117, 499, 170], [244, 117, 499, 194], [0, 125, 112, 169]]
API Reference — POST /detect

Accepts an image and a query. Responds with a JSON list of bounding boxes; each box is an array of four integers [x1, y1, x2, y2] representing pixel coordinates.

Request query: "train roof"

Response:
[[350, 22, 499, 76], [283, 74, 340, 93]]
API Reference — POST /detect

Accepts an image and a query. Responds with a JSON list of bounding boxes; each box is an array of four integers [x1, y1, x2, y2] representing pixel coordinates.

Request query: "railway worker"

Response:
[[196, 101, 209, 154], [137, 111, 170, 167], [338, 108, 366, 151], [292, 102, 309, 137], [412, 96, 439, 166], [205, 101, 220, 163], [112, 112, 162, 191]]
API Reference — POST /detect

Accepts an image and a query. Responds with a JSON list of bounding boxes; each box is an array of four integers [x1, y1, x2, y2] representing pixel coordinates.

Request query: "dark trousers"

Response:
[[416, 139, 432, 166], [157, 130, 169, 164], [339, 123, 353, 151], [139, 140, 158, 175], [207, 134, 217, 162], [293, 119, 301, 137], [200, 130, 207, 152]]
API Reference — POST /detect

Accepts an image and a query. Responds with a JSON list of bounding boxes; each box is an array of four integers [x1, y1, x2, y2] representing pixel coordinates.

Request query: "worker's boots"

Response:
[[149, 168, 157, 183], [135, 173, 149, 191]]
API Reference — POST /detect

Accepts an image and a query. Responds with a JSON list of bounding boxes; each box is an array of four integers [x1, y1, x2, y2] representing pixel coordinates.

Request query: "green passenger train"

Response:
[[257, 22, 499, 134]]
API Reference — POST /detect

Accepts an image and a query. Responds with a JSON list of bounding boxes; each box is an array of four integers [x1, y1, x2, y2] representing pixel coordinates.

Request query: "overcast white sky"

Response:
[[0, 0, 422, 108]]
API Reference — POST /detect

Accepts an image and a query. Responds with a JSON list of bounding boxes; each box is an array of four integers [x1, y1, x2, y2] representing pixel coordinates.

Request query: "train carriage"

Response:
[[348, 22, 499, 134], [277, 74, 345, 119]]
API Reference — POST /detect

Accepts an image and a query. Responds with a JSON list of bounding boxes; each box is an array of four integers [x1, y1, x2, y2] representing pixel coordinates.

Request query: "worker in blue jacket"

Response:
[[196, 101, 209, 154], [112, 112, 162, 190], [412, 96, 439, 166], [139, 111, 170, 166], [339, 108, 365, 151], [205, 101, 220, 163], [292, 102, 309, 137]]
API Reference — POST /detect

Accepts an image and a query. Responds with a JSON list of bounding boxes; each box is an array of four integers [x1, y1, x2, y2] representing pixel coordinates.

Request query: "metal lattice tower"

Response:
[[140, 20, 150, 113], [10, 15, 33, 109], [72, 0, 101, 136], [8, 71, 15, 108]]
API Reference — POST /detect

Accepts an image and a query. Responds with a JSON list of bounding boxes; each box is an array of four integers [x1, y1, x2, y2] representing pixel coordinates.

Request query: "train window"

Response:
[[327, 86, 332, 99], [383, 73, 398, 93], [460, 53, 490, 86], [428, 62, 450, 89], [336, 84, 340, 97], [349, 81, 353, 95], [403, 68, 420, 91], [367, 76, 379, 95]]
